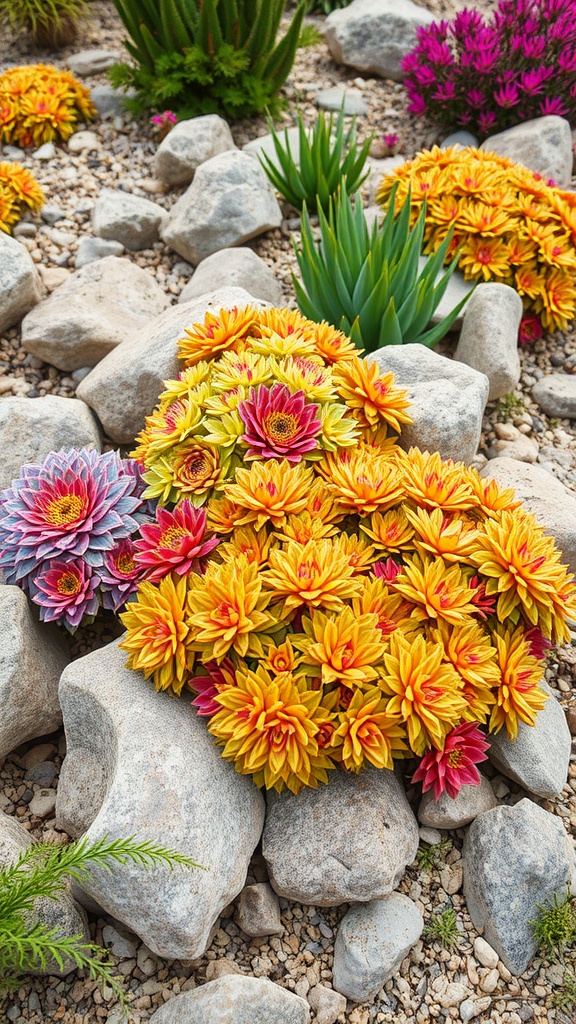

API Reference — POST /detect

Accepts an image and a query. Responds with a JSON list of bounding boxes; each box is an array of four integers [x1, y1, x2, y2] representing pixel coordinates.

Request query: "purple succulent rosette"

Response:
[[0, 448, 154, 631]]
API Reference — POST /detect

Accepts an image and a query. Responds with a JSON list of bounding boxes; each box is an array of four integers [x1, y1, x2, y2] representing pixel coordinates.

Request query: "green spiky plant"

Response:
[[416, 839, 451, 873], [0, 834, 200, 1001], [109, 0, 307, 119], [532, 888, 576, 960], [259, 107, 372, 213], [293, 185, 472, 353], [0, 0, 87, 47], [306, 0, 351, 12], [424, 908, 460, 950]]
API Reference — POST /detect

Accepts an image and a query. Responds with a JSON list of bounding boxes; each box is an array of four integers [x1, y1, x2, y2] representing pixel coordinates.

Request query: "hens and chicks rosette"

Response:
[[117, 307, 576, 800]]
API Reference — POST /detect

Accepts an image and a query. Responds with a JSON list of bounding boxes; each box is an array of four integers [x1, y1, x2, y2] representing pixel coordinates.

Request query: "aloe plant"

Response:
[[259, 107, 372, 213], [109, 0, 307, 119], [293, 186, 473, 353]]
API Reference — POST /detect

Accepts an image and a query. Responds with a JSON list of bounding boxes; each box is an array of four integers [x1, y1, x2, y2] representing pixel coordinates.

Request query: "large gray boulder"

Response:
[[21, 256, 169, 371], [418, 776, 498, 830], [161, 149, 282, 265], [480, 116, 573, 187], [0, 586, 69, 762], [56, 639, 265, 960], [262, 767, 419, 906], [179, 247, 283, 306], [324, 0, 435, 81], [77, 287, 267, 444], [147, 976, 310, 1024], [92, 190, 166, 251], [155, 115, 236, 187], [0, 396, 101, 490], [454, 283, 522, 401], [332, 894, 423, 1002], [463, 799, 576, 974], [480, 457, 576, 575], [369, 345, 489, 463], [0, 811, 90, 975], [488, 682, 571, 799], [0, 232, 42, 334]]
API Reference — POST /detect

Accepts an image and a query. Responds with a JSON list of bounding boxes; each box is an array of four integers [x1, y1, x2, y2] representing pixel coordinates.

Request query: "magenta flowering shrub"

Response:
[[402, 0, 576, 138]]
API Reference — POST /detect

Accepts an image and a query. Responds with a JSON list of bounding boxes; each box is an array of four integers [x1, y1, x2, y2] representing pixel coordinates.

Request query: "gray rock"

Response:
[[146, 976, 310, 1024], [68, 130, 100, 154], [29, 788, 57, 817], [41, 205, 66, 224], [463, 798, 576, 974], [56, 639, 265, 959], [368, 345, 489, 463], [532, 374, 576, 419], [454, 283, 522, 401], [324, 0, 435, 81], [77, 287, 266, 444], [236, 882, 283, 937], [0, 233, 42, 333], [66, 49, 119, 76], [308, 984, 347, 1024], [0, 395, 101, 490], [480, 116, 573, 187], [0, 810, 89, 975], [25, 760, 57, 787], [0, 585, 69, 763], [492, 436, 539, 463], [155, 115, 236, 187], [480, 457, 576, 575], [441, 131, 479, 149], [92, 190, 166, 251], [32, 143, 56, 161], [75, 236, 125, 268], [263, 767, 419, 906], [316, 86, 368, 115], [488, 682, 571, 799], [21, 256, 169, 371], [333, 894, 423, 1002], [101, 923, 139, 959], [179, 248, 283, 306], [418, 776, 499, 830], [89, 84, 132, 119], [161, 149, 282, 265]]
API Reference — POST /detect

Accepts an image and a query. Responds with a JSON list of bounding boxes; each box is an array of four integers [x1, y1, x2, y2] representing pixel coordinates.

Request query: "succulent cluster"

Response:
[[120, 307, 576, 799], [377, 147, 576, 336], [0, 64, 95, 148], [402, 0, 576, 137], [0, 161, 44, 233], [0, 450, 153, 631]]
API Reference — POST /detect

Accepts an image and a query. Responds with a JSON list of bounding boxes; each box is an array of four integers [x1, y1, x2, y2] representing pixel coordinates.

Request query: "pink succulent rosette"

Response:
[[134, 500, 219, 583], [31, 557, 100, 630], [412, 722, 490, 801], [238, 384, 322, 463]]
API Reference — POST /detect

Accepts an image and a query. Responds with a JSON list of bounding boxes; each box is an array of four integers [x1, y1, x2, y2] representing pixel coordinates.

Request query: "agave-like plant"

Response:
[[259, 106, 372, 213], [110, 0, 307, 119], [293, 186, 473, 352]]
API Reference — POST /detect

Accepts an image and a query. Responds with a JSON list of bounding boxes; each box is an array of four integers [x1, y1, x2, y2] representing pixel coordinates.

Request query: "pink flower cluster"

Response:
[[402, 0, 576, 138]]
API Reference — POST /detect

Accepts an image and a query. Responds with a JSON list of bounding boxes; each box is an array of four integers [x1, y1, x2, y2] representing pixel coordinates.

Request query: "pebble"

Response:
[[473, 936, 499, 969], [32, 143, 57, 161], [28, 788, 57, 817]]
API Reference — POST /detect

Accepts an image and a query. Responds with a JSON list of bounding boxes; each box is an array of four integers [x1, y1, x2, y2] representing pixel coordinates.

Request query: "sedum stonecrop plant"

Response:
[[402, 0, 576, 138], [259, 107, 372, 214], [0, 64, 96, 148], [118, 306, 576, 798], [109, 0, 307, 119], [293, 186, 470, 352], [0, 834, 197, 995], [377, 146, 576, 337]]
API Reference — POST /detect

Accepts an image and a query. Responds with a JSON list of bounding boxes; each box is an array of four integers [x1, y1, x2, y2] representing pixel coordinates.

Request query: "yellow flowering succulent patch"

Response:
[[377, 146, 576, 335], [0, 161, 44, 233], [120, 306, 576, 795], [0, 64, 96, 148]]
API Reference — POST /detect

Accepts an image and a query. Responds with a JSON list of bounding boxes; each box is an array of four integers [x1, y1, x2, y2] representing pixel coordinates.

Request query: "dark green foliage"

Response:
[[306, 0, 351, 12], [416, 839, 451, 872], [0, 834, 200, 997], [0, 0, 86, 47], [532, 888, 576, 960], [293, 186, 472, 354], [109, 0, 307, 119], [424, 908, 460, 949], [259, 106, 372, 214]]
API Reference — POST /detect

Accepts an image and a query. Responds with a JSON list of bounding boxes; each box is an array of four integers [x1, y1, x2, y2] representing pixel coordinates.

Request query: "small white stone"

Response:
[[474, 936, 499, 969], [68, 130, 100, 153], [29, 788, 57, 817], [32, 142, 56, 160]]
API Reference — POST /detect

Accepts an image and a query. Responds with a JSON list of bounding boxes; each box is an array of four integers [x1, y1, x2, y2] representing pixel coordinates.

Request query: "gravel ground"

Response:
[[1, 2, 576, 1022]]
